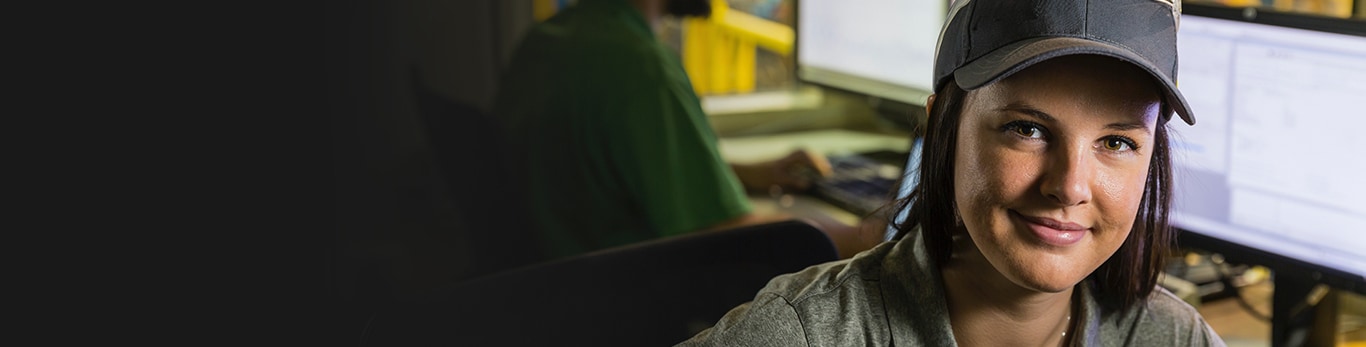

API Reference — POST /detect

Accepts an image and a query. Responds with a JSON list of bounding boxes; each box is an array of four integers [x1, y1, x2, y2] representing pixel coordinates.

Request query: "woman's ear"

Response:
[[925, 94, 937, 117]]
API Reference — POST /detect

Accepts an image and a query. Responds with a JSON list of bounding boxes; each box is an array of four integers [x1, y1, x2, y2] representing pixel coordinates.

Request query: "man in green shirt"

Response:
[[493, 0, 853, 260]]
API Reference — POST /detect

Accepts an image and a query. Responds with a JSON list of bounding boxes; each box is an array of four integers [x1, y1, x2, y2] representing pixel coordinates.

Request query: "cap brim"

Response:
[[954, 37, 1195, 125]]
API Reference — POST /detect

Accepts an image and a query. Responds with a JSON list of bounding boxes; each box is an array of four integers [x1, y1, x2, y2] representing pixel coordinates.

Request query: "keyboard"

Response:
[[810, 151, 908, 217]]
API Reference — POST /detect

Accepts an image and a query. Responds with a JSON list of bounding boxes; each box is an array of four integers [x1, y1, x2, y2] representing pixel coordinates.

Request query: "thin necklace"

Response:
[[1061, 314, 1071, 337], [1061, 287, 1078, 345], [1059, 313, 1073, 346]]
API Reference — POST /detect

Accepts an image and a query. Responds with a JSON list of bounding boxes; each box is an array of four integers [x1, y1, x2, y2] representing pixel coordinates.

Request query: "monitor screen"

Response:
[[796, 0, 945, 106], [886, 138, 923, 241], [1171, 8, 1366, 288]]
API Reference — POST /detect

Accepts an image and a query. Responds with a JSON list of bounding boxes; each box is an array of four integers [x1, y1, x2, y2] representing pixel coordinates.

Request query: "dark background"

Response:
[[11, 0, 482, 343]]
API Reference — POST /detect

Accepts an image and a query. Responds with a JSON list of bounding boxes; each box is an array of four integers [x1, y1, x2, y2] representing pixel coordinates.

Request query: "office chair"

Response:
[[408, 67, 543, 277], [360, 220, 840, 346]]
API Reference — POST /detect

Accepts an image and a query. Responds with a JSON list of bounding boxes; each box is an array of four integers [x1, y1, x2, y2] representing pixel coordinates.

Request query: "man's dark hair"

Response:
[[888, 78, 1177, 310], [665, 0, 712, 18]]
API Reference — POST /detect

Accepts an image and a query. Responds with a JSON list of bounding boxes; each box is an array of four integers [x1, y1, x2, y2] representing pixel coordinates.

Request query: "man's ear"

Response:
[[924, 94, 937, 117]]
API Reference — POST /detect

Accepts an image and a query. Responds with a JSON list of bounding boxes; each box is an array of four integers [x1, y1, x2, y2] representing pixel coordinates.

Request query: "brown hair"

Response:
[[888, 79, 1176, 310]]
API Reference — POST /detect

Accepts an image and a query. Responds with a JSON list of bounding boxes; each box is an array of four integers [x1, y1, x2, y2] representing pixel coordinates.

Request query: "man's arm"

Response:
[[729, 149, 833, 194]]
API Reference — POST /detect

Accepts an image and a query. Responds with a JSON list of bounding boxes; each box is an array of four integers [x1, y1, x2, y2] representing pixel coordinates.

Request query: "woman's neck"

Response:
[[939, 232, 1075, 347]]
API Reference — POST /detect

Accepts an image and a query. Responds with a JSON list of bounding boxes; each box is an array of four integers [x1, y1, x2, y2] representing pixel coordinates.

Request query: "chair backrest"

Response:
[[408, 67, 543, 277], [361, 220, 839, 346]]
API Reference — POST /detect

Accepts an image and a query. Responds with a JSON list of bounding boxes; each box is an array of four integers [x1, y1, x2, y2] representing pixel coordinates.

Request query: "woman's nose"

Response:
[[1041, 146, 1092, 207]]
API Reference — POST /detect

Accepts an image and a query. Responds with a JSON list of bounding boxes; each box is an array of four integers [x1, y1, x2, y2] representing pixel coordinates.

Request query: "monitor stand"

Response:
[[1271, 270, 1339, 347]]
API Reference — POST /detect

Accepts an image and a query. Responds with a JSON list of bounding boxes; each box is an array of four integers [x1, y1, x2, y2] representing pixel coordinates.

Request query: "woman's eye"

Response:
[[1005, 122, 1045, 139], [1102, 137, 1136, 151]]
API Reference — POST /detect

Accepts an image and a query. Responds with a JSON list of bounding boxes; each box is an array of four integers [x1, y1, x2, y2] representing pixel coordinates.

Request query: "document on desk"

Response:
[[717, 129, 911, 164]]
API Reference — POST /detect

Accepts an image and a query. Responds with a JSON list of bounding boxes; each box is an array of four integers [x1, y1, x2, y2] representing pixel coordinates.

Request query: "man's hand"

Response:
[[732, 149, 833, 193], [770, 149, 834, 191]]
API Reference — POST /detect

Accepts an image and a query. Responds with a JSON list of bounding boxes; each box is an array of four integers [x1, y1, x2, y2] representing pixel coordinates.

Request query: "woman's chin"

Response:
[[1009, 268, 1084, 293], [1024, 281, 1076, 294]]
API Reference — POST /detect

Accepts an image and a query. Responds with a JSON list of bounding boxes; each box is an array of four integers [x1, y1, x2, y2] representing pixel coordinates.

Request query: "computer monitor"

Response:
[[796, 0, 947, 107], [1171, 5, 1366, 294], [886, 138, 923, 241], [796, 0, 941, 225]]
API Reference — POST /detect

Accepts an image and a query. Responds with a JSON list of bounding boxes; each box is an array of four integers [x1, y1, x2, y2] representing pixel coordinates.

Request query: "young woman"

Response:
[[679, 0, 1225, 346]]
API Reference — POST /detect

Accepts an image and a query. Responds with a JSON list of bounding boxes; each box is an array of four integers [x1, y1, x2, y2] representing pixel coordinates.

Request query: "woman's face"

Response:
[[953, 55, 1161, 293]]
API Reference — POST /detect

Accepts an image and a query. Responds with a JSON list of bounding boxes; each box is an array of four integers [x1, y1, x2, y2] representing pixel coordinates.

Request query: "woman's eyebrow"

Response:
[[1105, 121, 1151, 134], [998, 103, 1055, 123], [1001, 103, 1152, 134]]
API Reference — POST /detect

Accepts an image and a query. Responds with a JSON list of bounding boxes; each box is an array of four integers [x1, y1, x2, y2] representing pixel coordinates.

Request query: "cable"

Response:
[[1212, 256, 1273, 321]]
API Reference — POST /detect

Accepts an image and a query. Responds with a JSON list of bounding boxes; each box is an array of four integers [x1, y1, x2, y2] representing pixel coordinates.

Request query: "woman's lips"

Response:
[[1011, 210, 1088, 246]]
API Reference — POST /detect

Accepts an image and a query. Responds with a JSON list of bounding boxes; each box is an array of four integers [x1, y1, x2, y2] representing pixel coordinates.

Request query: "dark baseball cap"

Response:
[[933, 0, 1195, 125]]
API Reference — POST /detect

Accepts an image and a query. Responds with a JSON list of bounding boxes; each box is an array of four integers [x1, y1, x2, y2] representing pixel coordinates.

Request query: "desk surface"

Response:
[[748, 192, 862, 228], [718, 128, 912, 164], [1198, 280, 1366, 347]]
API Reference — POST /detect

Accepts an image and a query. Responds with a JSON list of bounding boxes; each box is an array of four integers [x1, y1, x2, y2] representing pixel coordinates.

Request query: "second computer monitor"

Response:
[[796, 0, 946, 106], [1172, 6, 1366, 291]]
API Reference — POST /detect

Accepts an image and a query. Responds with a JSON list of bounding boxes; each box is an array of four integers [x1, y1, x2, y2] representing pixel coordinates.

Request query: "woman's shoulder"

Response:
[[679, 241, 906, 346], [1096, 286, 1226, 346], [761, 240, 899, 305], [1141, 286, 1207, 322]]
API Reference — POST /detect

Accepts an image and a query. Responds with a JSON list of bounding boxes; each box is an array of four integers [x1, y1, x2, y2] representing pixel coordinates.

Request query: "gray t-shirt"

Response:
[[680, 228, 1226, 346]]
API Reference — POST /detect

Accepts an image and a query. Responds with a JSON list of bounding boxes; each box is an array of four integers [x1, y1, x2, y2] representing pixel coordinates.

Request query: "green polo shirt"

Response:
[[493, 0, 752, 259]]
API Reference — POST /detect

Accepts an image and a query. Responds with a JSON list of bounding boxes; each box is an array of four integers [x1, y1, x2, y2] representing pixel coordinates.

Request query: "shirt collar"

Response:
[[575, 0, 655, 41]]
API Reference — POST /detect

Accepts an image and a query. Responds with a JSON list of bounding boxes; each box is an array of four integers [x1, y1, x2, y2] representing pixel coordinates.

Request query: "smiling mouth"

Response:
[[1010, 210, 1088, 247]]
